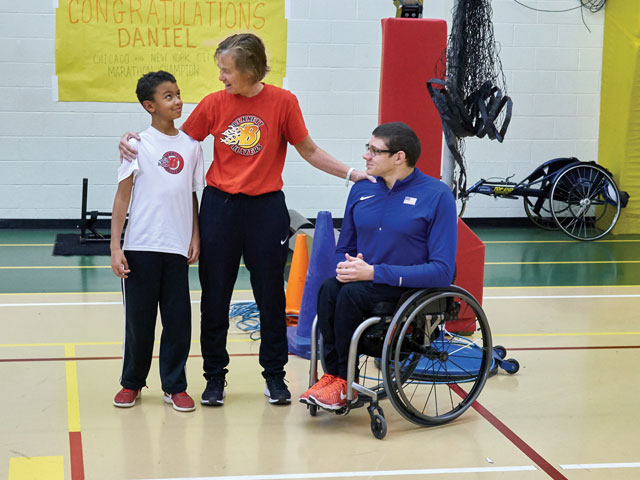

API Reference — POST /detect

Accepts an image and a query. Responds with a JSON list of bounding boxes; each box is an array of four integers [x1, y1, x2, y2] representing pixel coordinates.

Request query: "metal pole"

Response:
[[441, 0, 459, 189]]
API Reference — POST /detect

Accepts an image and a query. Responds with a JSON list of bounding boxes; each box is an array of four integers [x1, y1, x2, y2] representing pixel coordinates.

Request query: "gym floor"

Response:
[[2, 227, 639, 480]]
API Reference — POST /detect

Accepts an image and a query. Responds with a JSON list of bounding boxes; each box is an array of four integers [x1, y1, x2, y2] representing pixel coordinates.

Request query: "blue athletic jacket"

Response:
[[335, 168, 457, 288]]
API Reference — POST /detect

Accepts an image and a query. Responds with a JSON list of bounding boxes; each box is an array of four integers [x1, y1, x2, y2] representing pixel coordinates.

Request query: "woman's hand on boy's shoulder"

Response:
[[111, 249, 130, 278], [119, 132, 140, 163]]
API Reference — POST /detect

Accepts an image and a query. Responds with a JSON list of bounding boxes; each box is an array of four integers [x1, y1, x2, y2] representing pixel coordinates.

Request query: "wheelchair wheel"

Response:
[[550, 163, 622, 241], [381, 286, 492, 427], [503, 358, 520, 374], [523, 196, 558, 231]]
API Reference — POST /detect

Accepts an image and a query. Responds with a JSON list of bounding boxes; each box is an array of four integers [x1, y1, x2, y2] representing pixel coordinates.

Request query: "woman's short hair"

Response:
[[216, 33, 270, 83], [372, 122, 422, 167]]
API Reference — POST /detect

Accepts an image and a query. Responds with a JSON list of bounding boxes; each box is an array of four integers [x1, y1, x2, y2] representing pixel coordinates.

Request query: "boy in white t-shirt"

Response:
[[110, 71, 205, 412]]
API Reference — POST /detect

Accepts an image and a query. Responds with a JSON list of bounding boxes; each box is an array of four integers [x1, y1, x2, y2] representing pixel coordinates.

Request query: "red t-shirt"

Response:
[[182, 84, 308, 195]]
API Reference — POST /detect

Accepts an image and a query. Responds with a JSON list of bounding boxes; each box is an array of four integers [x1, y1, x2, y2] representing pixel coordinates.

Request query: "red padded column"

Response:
[[379, 18, 447, 178], [447, 220, 486, 333], [379, 18, 485, 320]]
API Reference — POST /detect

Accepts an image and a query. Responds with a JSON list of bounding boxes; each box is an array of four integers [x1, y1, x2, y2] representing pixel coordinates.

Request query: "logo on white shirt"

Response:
[[158, 151, 184, 174]]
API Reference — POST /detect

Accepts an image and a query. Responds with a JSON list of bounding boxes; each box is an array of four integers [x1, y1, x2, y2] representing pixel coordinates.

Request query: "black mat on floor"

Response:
[[53, 233, 111, 256]]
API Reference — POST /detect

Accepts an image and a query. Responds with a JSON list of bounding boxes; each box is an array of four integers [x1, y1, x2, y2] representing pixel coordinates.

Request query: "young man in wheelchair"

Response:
[[299, 121, 458, 411]]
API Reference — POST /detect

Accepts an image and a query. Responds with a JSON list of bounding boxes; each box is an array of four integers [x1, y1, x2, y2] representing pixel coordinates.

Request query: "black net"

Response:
[[428, 0, 513, 198]]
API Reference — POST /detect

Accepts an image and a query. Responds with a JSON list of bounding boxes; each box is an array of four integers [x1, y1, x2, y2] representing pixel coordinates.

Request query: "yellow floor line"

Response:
[[0, 264, 244, 270], [494, 332, 640, 337], [0, 338, 252, 348], [3, 239, 640, 246], [2, 259, 638, 270], [0, 289, 251, 296], [8, 456, 64, 480], [64, 345, 81, 433], [0, 286, 636, 296], [0, 266, 112, 270], [0, 243, 54, 247]]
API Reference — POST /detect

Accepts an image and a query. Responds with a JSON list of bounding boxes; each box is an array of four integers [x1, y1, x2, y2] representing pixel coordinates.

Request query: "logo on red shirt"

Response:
[[220, 114, 265, 156], [158, 151, 184, 174]]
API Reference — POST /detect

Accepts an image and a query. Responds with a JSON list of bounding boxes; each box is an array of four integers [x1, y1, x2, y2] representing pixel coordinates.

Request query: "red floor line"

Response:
[[451, 384, 567, 480], [3, 345, 639, 363], [69, 431, 85, 480]]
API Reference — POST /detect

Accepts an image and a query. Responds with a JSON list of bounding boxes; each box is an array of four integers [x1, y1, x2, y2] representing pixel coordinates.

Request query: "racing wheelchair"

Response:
[[305, 285, 518, 439], [458, 158, 629, 241]]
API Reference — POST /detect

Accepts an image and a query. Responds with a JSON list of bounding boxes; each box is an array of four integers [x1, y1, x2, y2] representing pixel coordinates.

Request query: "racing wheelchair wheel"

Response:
[[523, 196, 559, 231], [550, 163, 622, 241], [381, 286, 492, 427]]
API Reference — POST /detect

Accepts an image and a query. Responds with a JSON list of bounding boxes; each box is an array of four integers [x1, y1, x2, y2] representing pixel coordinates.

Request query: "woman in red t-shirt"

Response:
[[118, 33, 371, 408]]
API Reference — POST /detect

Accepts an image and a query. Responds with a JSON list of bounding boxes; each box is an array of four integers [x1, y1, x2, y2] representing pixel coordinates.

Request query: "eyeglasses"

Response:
[[365, 144, 396, 156]]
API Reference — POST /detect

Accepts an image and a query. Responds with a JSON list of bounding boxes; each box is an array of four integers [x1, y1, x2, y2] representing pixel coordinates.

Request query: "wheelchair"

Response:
[[306, 285, 519, 439]]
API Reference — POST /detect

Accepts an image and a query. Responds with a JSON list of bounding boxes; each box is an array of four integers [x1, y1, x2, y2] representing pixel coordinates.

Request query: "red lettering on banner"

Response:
[[239, 3, 250, 29], [129, 0, 143, 23], [172, 0, 182, 25], [162, 26, 171, 47], [68, 0, 79, 24], [118, 28, 130, 46], [132, 27, 144, 46], [173, 28, 182, 47], [147, 0, 159, 23], [96, 0, 108, 21], [225, 2, 236, 28], [148, 27, 158, 46], [186, 28, 195, 48], [253, 2, 265, 29], [160, 0, 170, 22], [193, 3, 203, 26], [81, 0, 92, 23], [113, 0, 125, 24]]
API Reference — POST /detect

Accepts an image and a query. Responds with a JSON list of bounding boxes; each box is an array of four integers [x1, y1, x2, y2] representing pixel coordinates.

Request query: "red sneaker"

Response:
[[164, 391, 195, 412], [299, 374, 336, 405], [309, 377, 356, 411], [113, 388, 140, 408]]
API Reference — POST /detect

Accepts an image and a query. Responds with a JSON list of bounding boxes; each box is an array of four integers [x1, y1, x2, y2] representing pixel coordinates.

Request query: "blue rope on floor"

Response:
[[230, 301, 261, 341]]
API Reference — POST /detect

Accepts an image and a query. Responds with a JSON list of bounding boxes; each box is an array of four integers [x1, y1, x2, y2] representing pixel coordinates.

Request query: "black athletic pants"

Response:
[[120, 250, 191, 394], [317, 278, 408, 380], [198, 186, 290, 380]]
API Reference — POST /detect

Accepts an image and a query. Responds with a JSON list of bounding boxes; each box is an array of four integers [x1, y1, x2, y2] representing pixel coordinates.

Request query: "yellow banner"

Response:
[[56, 0, 287, 103]]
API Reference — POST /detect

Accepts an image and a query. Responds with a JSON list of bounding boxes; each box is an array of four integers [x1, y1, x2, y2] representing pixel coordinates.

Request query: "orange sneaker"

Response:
[[299, 373, 336, 405], [113, 388, 141, 408], [308, 377, 356, 410], [163, 391, 196, 412]]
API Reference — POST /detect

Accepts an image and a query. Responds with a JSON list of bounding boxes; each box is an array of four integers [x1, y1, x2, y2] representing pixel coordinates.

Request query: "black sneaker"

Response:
[[201, 377, 226, 406], [264, 376, 291, 405]]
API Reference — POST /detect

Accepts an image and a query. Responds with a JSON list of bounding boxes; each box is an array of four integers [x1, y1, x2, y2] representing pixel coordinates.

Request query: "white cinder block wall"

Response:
[[0, 0, 604, 220]]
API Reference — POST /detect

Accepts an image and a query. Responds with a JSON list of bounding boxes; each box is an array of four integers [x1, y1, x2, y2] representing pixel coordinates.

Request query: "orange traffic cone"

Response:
[[285, 233, 309, 326]]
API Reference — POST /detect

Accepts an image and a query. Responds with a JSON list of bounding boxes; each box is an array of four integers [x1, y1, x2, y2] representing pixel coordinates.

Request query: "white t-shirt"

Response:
[[118, 126, 205, 258]]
